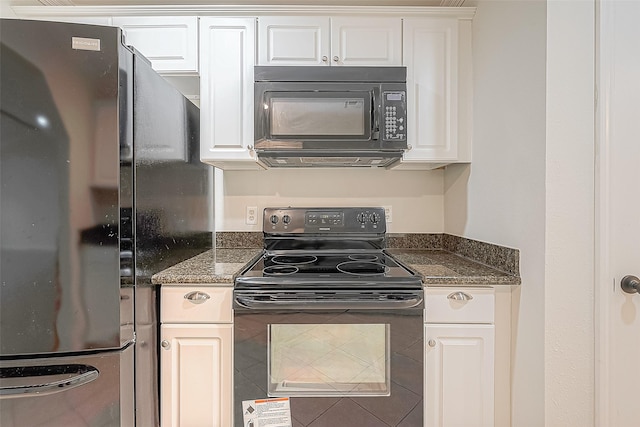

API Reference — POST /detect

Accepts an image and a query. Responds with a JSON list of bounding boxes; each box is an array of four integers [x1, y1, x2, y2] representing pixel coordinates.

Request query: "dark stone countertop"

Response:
[[151, 248, 262, 285], [152, 247, 520, 287], [388, 249, 521, 286]]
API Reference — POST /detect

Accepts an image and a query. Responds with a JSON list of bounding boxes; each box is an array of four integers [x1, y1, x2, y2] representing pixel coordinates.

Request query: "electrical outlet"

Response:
[[246, 206, 258, 225], [383, 206, 392, 223]]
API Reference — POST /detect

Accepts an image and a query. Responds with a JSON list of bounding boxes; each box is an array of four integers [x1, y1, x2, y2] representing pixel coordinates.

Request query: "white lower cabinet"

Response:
[[425, 288, 495, 427], [160, 286, 233, 427]]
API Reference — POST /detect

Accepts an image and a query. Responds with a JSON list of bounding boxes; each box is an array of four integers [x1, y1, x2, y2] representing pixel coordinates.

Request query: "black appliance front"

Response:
[[233, 299, 424, 427], [0, 18, 213, 427], [0, 18, 131, 357]]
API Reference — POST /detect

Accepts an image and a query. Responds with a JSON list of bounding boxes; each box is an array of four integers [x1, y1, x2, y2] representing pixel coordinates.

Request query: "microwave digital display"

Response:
[[386, 92, 403, 101]]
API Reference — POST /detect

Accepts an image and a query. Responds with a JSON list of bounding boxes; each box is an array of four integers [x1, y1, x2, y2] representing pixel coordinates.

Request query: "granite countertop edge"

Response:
[[152, 247, 521, 287]]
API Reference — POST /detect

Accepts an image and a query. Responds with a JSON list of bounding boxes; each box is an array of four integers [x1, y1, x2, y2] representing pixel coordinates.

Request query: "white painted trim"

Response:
[[12, 5, 476, 18], [38, 0, 74, 5], [594, 0, 613, 425]]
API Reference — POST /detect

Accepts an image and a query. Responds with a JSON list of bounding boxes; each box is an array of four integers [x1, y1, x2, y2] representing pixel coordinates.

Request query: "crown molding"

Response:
[[13, 4, 476, 18]]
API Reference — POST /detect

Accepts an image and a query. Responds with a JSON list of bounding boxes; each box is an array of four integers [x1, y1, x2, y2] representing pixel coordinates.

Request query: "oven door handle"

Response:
[[234, 294, 423, 310]]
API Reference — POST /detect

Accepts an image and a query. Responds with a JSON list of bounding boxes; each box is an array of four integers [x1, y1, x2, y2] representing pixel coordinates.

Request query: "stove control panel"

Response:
[[264, 207, 386, 233]]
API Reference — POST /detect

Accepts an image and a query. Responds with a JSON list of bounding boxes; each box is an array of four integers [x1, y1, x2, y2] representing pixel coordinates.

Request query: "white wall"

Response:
[[445, 0, 596, 426], [0, 0, 17, 18], [215, 168, 445, 233], [444, 0, 547, 425], [545, 1, 594, 425]]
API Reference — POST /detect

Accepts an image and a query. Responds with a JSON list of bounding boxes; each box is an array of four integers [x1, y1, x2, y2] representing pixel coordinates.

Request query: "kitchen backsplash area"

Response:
[[215, 168, 446, 233]]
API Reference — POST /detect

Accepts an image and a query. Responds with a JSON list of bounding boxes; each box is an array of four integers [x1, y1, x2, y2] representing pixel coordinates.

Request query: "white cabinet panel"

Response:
[[425, 287, 495, 324], [160, 286, 232, 324], [425, 324, 495, 427], [112, 17, 198, 73], [403, 17, 459, 164], [200, 17, 261, 169], [331, 17, 401, 66], [258, 16, 330, 66], [160, 324, 232, 427], [257, 16, 401, 66]]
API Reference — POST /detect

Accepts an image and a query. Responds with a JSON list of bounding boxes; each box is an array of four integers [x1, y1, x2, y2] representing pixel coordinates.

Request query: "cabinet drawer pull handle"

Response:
[[447, 291, 473, 301], [184, 291, 210, 304]]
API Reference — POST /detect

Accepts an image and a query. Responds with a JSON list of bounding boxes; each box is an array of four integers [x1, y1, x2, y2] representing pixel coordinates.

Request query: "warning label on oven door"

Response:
[[242, 397, 292, 427]]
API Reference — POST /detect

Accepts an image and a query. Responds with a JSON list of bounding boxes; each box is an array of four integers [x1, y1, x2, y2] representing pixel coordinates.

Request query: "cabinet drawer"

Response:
[[425, 287, 494, 324], [161, 286, 232, 324]]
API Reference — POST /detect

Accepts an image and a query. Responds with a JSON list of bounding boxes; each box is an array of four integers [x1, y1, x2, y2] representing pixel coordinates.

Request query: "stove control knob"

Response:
[[357, 212, 368, 223], [270, 215, 279, 225], [370, 212, 381, 224], [282, 215, 291, 225]]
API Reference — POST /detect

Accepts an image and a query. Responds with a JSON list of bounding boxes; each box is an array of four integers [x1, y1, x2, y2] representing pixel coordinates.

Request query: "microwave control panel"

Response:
[[381, 91, 407, 142]]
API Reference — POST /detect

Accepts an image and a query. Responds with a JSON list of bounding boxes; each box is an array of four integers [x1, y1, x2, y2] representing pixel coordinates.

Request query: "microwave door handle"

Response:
[[371, 92, 380, 141]]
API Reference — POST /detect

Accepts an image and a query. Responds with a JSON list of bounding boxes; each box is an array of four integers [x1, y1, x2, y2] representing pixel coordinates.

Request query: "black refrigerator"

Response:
[[0, 19, 213, 426]]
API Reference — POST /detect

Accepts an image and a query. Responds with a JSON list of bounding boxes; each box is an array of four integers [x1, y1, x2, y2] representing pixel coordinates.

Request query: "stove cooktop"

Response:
[[235, 207, 421, 290], [235, 250, 421, 290]]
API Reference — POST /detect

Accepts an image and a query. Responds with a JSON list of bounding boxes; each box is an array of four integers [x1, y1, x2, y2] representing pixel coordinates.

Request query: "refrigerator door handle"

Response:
[[0, 364, 99, 398]]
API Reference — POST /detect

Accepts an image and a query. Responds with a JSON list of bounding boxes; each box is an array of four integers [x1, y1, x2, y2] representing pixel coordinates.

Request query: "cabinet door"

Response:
[[112, 17, 198, 73], [258, 16, 330, 66], [331, 17, 402, 66], [425, 324, 495, 427], [200, 17, 261, 169], [160, 324, 232, 427], [402, 18, 460, 165]]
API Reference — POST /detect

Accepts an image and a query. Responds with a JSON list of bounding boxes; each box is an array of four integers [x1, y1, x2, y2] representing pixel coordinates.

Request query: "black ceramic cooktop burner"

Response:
[[348, 254, 379, 262], [271, 255, 318, 265], [263, 265, 299, 276], [336, 261, 389, 276]]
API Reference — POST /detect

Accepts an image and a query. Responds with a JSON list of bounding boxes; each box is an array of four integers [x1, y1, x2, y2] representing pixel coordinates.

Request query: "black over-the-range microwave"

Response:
[[254, 66, 407, 168]]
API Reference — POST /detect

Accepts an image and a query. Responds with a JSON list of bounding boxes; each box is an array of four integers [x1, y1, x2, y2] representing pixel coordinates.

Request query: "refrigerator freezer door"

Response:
[[0, 345, 134, 426], [0, 19, 134, 356]]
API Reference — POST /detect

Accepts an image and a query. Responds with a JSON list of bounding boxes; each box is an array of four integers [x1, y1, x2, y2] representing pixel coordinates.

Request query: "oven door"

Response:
[[233, 289, 423, 427]]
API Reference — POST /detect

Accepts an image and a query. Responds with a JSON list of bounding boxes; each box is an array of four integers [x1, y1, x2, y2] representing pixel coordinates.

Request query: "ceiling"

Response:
[[30, 0, 468, 6]]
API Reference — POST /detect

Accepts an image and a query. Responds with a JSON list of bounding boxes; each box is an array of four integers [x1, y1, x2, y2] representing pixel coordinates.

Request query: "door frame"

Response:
[[595, 0, 614, 424]]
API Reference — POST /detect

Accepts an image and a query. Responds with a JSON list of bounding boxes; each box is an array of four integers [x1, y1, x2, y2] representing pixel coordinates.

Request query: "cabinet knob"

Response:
[[322, 55, 328, 62], [333, 56, 339, 62], [161, 340, 171, 350], [247, 145, 254, 151], [428, 339, 436, 348], [184, 291, 210, 304], [407, 144, 413, 150]]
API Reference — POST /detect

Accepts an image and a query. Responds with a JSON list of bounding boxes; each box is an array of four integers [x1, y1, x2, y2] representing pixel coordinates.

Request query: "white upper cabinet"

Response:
[[396, 16, 472, 169], [112, 16, 199, 74], [258, 16, 330, 66], [258, 16, 401, 66], [331, 17, 402, 66], [199, 17, 262, 170]]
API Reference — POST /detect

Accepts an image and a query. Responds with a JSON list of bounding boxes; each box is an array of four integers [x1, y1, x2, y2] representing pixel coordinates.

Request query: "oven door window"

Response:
[[265, 91, 372, 140], [268, 323, 389, 397]]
